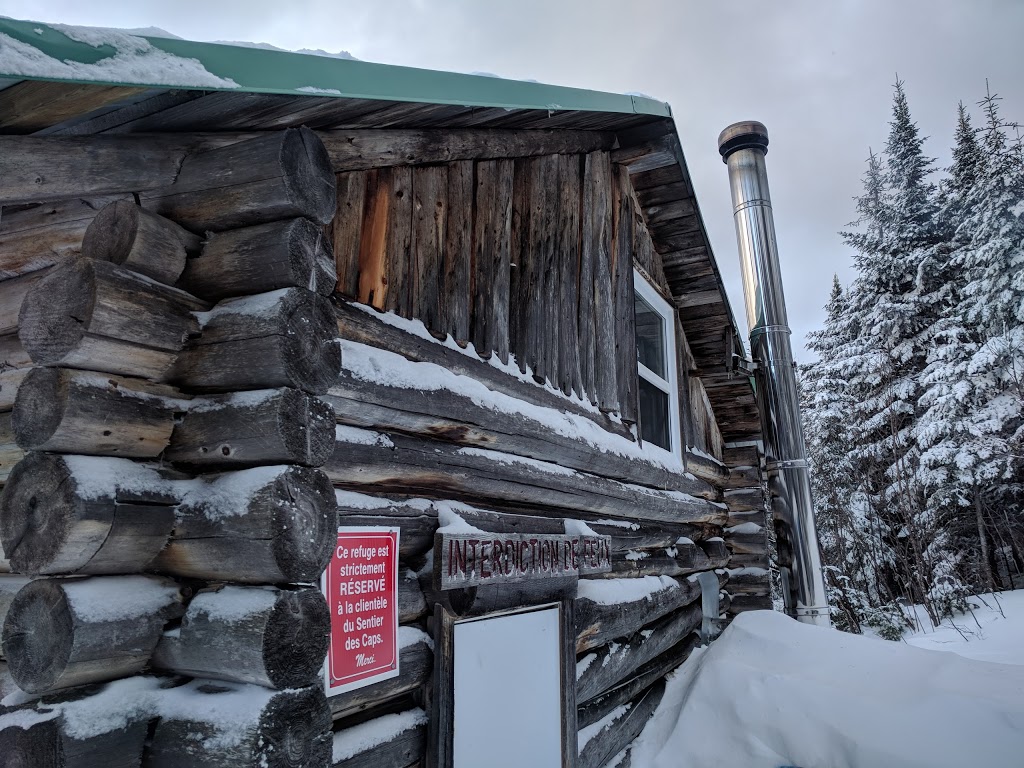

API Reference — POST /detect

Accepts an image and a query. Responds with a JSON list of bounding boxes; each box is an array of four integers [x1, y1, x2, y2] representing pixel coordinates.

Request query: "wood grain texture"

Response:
[[332, 709, 426, 768], [0, 452, 178, 576], [167, 388, 335, 468], [329, 631, 431, 721], [1, 575, 182, 694], [328, 427, 725, 526], [334, 300, 634, 442], [182, 217, 336, 301], [154, 465, 336, 585], [575, 602, 702, 704], [12, 368, 185, 457], [170, 287, 340, 395], [0, 135, 188, 205], [142, 127, 337, 232], [470, 159, 513, 363], [0, 196, 128, 281], [333, 171, 368, 299], [442, 160, 473, 343], [317, 128, 614, 170], [577, 679, 664, 768], [152, 585, 330, 689], [325, 364, 717, 498], [146, 683, 332, 768], [81, 199, 200, 285], [17, 258, 206, 381]]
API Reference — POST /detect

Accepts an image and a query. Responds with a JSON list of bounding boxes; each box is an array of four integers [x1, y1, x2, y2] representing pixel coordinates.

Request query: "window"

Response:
[[634, 271, 681, 456]]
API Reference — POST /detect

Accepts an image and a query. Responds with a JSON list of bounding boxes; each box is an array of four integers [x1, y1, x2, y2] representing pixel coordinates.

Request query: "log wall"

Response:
[[0, 125, 765, 767]]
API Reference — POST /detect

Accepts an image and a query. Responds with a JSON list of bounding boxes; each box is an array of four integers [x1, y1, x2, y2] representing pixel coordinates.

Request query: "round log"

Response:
[[81, 200, 201, 286], [182, 217, 337, 301], [152, 585, 330, 689], [154, 465, 336, 584], [12, 368, 186, 457], [0, 453, 178, 576], [143, 127, 337, 232], [1, 575, 182, 693], [146, 682, 332, 768], [171, 287, 341, 395], [17, 259, 206, 380], [166, 388, 334, 468]]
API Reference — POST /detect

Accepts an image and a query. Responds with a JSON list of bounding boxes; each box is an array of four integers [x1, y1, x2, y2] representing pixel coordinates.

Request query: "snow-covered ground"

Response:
[[627, 592, 1024, 768]]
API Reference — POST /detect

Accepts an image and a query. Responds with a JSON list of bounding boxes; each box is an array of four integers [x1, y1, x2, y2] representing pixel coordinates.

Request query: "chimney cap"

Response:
[[718, 121, 769, 162]]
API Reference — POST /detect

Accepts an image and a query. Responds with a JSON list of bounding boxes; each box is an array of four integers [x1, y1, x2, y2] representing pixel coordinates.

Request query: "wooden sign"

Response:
[[436, 532, 611, 590], [322, 527, 400, 696]]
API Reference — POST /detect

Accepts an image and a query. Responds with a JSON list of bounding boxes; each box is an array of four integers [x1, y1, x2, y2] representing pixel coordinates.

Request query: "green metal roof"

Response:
[[0, 17, 672, 117]]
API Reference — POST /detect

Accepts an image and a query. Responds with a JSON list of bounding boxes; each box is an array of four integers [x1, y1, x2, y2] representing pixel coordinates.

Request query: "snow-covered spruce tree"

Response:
[[802, 277, 904, 637], [953, 87, 1024, 587], [838, 79, 961, 626]]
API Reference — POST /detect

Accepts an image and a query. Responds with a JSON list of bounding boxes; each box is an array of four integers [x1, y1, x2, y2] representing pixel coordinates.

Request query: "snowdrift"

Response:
[[630, 610, 1024, 768]]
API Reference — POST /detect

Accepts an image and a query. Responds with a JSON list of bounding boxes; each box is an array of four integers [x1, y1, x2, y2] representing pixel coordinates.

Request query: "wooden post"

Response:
[[12, 368, 187, 457], [152, 585, 330, 689], [181, 217, 337, 301], [170, 288, 341, 395], [17, 258, 206, 381], [143, 127, 337, 232], [167, 388, 335, 468], [0, 452, 179, 576], [81, 199, 201, 286], [1, 575, 183, 693], [154, 465, 336, 584]]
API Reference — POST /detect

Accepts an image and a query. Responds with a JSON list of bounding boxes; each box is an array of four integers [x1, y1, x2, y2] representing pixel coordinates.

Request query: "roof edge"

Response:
[[0, 18, 672, 118]]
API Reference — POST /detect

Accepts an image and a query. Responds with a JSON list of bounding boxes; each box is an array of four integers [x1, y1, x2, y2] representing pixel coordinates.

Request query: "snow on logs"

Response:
[[0, 454, 179, 576], [152, 585, 330, 689], [17, 258, 207, 380], [80, 199, 201, 286], [146, 681, 333, 768], [1, 575, 183, 693], [142, 127, 337, 233], [167, 388, 335, 468], [328, 426, 726, 526], [154, 465, 336, 584], [170, 287, 341, 395]]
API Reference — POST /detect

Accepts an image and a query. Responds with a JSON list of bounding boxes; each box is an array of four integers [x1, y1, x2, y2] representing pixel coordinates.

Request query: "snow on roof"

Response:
[[0, 23, 238, 88]]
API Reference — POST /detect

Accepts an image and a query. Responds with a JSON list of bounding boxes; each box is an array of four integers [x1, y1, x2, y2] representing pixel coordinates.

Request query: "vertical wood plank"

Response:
[[613, 164, 638, 425], [333, 171, 367, 299], [412, 165, 446, 331], [444, 160, 474, 343], [386, 166, 414, 315], [589, 153, 617, 412], [532, 155, 559, 387], [358, 168, 390, 309], [472, 159, 513, 363], [508, 159, 532, 373], [676, 315, 697, 450], [556, 154, 583, 399]]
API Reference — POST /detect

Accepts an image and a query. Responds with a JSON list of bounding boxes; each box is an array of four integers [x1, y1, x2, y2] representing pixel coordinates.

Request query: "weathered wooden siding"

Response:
[[0, 122, 766, 767]]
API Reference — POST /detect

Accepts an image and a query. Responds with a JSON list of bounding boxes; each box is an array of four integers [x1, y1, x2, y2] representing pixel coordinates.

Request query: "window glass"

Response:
[[634, 294, 666, 378], [639, 377, 671, 451]]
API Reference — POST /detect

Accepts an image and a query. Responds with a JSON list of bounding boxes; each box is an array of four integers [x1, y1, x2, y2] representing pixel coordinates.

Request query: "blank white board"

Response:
[[453, 605, 563, 767]]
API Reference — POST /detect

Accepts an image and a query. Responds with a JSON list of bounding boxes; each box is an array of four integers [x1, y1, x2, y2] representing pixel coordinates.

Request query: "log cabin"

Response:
[[0, 18, 773, 768]]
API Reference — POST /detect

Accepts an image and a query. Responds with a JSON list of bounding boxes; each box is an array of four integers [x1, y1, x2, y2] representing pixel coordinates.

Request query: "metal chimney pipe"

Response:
[[718, 121, 830, 626]]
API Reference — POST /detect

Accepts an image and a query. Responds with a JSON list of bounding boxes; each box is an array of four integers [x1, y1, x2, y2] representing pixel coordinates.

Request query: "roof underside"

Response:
[[0, 19, 760, 442]]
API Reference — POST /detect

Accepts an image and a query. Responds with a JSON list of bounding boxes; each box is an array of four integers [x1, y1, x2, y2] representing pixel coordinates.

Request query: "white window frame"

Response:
[[633, 270, 682, 459]]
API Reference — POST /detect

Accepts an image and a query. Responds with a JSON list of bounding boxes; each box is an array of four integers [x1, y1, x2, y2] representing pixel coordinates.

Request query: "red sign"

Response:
[[322, 527, 400, 696]]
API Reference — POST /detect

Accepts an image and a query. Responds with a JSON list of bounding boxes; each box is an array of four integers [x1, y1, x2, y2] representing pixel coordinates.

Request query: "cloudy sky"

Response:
[[3, 0, 1022, 358]]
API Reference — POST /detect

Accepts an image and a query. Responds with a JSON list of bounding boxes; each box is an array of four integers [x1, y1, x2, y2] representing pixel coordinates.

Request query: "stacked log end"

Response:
[[0, 128, 340, 767], [721, 444, 773, 617]]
